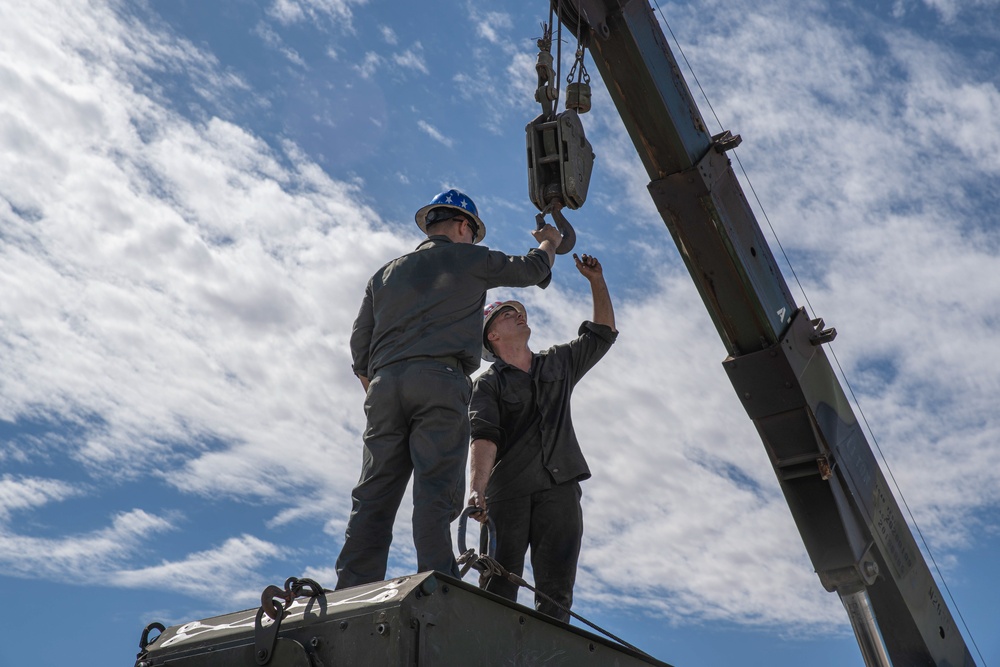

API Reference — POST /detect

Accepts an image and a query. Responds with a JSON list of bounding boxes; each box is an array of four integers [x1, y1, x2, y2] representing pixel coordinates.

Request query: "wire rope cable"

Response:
[[649, 1, 987, 663]]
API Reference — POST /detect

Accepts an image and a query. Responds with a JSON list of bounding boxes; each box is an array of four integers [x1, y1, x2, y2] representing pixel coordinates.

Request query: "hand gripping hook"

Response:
[[456, 505, 498, 578], [535, 202, 576, 255]]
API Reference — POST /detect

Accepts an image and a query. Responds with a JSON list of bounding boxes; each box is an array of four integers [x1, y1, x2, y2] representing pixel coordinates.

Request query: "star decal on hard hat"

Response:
[[459, 198, 470, 209], [444, 193, 454, 204]]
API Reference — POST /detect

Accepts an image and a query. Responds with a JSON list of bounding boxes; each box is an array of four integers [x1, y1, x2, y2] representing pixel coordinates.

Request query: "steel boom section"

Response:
[[550, 1, 976, 664]]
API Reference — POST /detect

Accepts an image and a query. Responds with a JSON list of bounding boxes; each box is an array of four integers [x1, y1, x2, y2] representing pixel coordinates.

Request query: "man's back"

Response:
[[352, 237, 551, 377]]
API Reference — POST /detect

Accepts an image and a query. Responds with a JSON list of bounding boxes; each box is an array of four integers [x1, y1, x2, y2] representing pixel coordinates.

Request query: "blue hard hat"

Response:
[[415, 189, 487, 243]]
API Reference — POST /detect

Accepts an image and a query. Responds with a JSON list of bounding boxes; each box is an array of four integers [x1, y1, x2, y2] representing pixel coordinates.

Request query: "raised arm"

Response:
[[531, 222, 563, 270], [574, 253, 616, 331]]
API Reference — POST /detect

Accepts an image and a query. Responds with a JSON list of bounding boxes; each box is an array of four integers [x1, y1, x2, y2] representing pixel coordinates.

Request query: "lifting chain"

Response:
[[566, 45, 590, 88], [565, 11, 591, 114], [565, 61, 592, 113], [260, 576, 327, 621], [255, 577, 328, 666]]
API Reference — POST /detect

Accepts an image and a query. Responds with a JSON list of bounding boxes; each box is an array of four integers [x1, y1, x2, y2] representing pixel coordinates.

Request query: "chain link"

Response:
[[260, 576, 327, 621], [567, 44, 590, 86]]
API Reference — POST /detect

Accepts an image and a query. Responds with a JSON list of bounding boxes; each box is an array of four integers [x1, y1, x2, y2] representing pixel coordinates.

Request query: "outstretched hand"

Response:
[[574, 253, 603, 281]]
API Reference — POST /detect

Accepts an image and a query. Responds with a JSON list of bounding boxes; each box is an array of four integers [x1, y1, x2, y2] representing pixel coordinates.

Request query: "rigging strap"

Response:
[[456, 507, 650, 658], [474, 550, 653, 659]]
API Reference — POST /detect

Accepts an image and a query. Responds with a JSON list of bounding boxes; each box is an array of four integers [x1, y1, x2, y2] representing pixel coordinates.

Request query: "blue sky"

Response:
[[2, 0, 999, 665]]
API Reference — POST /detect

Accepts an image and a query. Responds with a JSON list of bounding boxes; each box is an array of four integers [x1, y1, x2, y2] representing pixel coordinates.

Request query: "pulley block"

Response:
[[526, 108, 594, 213]]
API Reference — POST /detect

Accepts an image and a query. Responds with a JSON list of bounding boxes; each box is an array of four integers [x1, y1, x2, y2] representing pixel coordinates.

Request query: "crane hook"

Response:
[[535, 201, 576, 255]]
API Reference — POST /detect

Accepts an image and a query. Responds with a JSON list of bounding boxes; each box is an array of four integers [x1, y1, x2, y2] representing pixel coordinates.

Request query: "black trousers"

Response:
[[335, 359, 471, 589], [482, 481, 583, 621]]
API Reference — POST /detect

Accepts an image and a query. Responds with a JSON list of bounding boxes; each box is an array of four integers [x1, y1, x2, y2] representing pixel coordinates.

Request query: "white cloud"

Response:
[[915, 0, 1000, 22], [254, 21, 308, 67], [417, 119, 455, 148], [0, 475, 81, 521], [0, 0, 411, 523], [116, 535, 280, 603], [269, 0, 304, 24], [0, 497, 280, 604], [466, 5, 514, 45], [354, 44, 428, 79], [379, 25, 398, 45], [268, 0, 365, 26], [392, 43, 429, 75], [0, 509, 175, 580], [354, 51, 382, 78], [445, 42, 540, 136]]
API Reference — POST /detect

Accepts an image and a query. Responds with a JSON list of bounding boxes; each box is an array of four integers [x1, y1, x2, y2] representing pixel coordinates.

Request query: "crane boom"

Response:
[[550, 1, 976, 665]]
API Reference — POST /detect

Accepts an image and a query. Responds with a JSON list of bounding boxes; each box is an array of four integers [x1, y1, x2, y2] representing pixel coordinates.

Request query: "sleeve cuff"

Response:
[[578, 321, 619, 343], [471, 425, 504, 447], [527, 248, 552, 289]]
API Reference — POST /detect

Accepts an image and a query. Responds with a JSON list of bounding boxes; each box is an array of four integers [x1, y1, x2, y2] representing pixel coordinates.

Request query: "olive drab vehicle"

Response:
[[134, 573, 672, 667], [136, 1, 979, 665]]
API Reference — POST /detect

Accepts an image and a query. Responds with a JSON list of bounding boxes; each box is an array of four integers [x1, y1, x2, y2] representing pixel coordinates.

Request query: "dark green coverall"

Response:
[[336, 235, 551, 589]]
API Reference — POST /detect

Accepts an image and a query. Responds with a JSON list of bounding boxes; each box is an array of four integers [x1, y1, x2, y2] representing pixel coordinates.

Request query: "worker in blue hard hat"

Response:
[[414, 189, 488, 243], [336, 188, 564, 589], [468, 253, 618, 622]]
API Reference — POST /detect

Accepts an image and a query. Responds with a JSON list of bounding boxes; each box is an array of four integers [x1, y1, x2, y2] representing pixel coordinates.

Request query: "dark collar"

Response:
[[490, 352, 537, 374], [417, 235, 453, 250]]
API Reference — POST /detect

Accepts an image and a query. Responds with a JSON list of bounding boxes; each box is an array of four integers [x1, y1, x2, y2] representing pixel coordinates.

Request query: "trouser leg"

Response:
[[404, 361, 471, 578], [335, 370, 412, 590], [481, 494, 532, 604], [529, 481, 583, 621]]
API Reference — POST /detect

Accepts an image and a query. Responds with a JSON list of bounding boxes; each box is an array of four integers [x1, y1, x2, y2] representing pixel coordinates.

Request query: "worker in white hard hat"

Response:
[[468, 253, 618, 621], [336, 189, 564, 590]]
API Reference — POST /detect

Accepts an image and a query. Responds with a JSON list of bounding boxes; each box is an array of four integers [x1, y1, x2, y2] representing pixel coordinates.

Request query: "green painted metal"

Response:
[[136, 573, 672, 667], [550, 0, 977, 664]]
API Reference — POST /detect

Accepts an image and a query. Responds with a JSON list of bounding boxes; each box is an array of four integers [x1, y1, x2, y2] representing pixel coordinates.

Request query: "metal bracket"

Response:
[[817, 456, 834, 481], [810, 317, 837, 346], [255, 601, 284, 665], [712, 129, 742, 153]]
